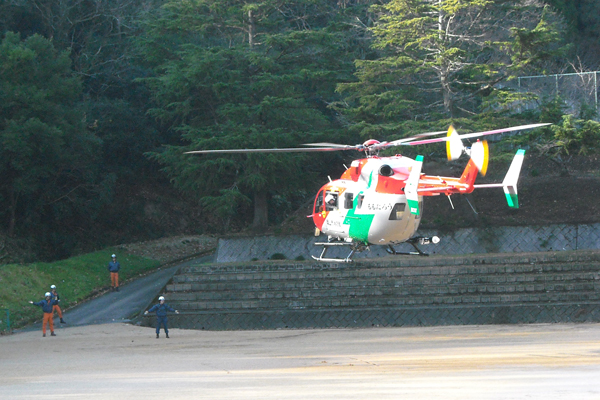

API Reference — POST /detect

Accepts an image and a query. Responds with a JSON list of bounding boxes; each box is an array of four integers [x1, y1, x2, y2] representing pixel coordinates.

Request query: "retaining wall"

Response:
[[216, 223, 600, 263], [141, 250, 600, 330]]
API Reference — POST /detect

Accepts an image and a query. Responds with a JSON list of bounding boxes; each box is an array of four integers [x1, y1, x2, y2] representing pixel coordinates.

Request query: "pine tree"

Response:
[[337, 0, 567, 132], [0, 32, 103, 248], [140, 0, 366, 230]]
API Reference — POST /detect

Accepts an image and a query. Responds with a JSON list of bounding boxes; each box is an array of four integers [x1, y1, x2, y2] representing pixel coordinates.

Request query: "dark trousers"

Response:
[[156, 316, 168, 334]]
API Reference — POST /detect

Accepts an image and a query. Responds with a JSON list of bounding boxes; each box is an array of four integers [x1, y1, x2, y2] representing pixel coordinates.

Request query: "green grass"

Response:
[[0, 249, 161, 331]]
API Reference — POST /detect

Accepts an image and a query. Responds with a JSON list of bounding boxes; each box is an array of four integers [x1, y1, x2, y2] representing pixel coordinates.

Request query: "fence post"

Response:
[[595, 71, 598, 112], [2, 309, 9, 333]]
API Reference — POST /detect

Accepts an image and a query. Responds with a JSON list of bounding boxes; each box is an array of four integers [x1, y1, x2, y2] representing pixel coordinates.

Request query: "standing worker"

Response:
[[50, 285, 66, 324], [108, 253, 120, 291], [29, 292, 59, 337], [144, 296, 179, 338]]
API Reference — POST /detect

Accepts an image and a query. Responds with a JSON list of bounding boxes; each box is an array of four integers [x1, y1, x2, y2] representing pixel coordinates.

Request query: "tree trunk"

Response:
[[8, 188, 17, 238], [248, 9, 255, 47], [441, 70, 453, 117], [252, 190, 269, 231]]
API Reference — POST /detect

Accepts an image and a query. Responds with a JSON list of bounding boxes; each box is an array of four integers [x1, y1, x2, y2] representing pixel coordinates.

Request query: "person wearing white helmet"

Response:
[[107, 254, 121, 292], [50, 285, 65, 324], [144, 295, 179, 338], [29, 292, 59, 337]]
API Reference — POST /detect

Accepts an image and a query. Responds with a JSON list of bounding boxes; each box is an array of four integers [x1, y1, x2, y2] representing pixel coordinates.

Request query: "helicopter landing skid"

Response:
[[386, 236, 440, 257], [312, 240, 368, 263]]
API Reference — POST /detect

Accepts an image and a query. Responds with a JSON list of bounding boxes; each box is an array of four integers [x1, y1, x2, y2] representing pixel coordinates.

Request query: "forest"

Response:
[[1, 0, 599, 263]]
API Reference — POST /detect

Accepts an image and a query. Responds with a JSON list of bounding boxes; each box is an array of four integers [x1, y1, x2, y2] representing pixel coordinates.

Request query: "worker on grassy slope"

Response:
[[145, 296, 179, 338], [50, 284, 66, 324], [29, 292, 59, 337], [108, 254, 120, 291]]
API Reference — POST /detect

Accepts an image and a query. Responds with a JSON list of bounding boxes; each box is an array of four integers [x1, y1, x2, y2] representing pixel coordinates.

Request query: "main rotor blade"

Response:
[[402, 123, 551, 146], [304, 130, 448, 152], [385, 130, 447, 147], [302, 143, 359, 150], [185, 146, 353, 154]]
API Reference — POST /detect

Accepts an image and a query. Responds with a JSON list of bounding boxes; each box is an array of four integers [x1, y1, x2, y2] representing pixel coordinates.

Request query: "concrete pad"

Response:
[[1, 322, 599, 399]]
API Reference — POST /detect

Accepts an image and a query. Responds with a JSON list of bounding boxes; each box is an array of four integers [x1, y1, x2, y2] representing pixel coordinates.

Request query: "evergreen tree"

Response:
[[0, 32, 105, 256], [140, 0, 367, 230], [336, 0, 567, 136]]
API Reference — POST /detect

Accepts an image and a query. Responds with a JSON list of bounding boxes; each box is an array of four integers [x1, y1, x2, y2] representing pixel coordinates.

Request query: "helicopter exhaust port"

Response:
[[379, 164, 394, 177]]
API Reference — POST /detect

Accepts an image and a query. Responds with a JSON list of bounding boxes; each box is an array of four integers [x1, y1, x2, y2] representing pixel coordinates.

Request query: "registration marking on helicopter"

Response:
[[366, 203, 393, 211]]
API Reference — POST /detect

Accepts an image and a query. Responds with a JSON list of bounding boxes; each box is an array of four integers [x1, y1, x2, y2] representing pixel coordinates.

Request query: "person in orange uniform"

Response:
[[29, 292, 59, 337], [108, 254, 120, 291], [50, 285, 66, 324]]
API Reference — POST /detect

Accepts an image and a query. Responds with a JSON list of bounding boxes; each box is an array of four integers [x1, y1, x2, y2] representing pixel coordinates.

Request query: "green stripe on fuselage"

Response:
[[344, 191, 374, 243]]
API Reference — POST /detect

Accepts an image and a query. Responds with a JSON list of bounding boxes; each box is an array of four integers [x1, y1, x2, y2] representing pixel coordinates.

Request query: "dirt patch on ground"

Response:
[[118, 235, 217, 263]]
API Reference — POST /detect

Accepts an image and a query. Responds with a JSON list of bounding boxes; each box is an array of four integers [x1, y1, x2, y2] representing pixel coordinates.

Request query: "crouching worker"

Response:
[[144, 296, 179, 338], [29, 292, 59, 337]]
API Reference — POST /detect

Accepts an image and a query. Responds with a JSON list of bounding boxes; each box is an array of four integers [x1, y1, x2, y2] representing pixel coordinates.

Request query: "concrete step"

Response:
[[170, 290, 600, 311], [168, 268, 600, 293], [172, 262, 600, 285], [166, 278, 599, 302]]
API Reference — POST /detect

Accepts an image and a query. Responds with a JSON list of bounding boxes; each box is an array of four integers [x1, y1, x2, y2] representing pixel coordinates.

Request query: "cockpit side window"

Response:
[[344, 192, 354, 209], [357, 194, 365, 209], [325, 191, 338, 211], [315, 190, 324, 213]]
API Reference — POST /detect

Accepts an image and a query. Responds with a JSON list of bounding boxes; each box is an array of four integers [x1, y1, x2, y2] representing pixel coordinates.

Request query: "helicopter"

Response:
[[187, 123, 550, 262]]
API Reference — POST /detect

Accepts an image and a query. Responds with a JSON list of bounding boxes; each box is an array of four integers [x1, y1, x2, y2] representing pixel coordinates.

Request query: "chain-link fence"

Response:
[[216, 223, 600, 263], [501, 71, 599, 119]]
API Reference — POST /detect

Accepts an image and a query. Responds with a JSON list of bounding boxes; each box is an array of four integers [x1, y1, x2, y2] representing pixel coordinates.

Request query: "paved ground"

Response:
[[5, 254, 600, 399], [1, 322, 599, 399]]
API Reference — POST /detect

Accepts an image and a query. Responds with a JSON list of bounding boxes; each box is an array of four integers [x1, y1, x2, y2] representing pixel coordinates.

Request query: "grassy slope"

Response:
[[0, 249, 161, 331]]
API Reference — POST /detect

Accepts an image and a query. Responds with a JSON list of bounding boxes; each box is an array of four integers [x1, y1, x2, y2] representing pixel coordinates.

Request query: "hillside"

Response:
[[1, 154, 597, 265]]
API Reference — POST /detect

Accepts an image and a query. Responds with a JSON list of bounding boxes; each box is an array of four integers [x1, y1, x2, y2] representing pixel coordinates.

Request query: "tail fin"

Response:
[[502, 149, 525, 208], [473, 149, 526, 208]]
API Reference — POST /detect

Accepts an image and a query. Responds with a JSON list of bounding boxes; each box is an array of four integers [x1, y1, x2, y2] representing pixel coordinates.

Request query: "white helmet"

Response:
[[325, 194, 335, 203], [111, 254, 116, 258], [50, 285, 56, 289], [158, 296, 165, 301], [45, 292, 51, 297]]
